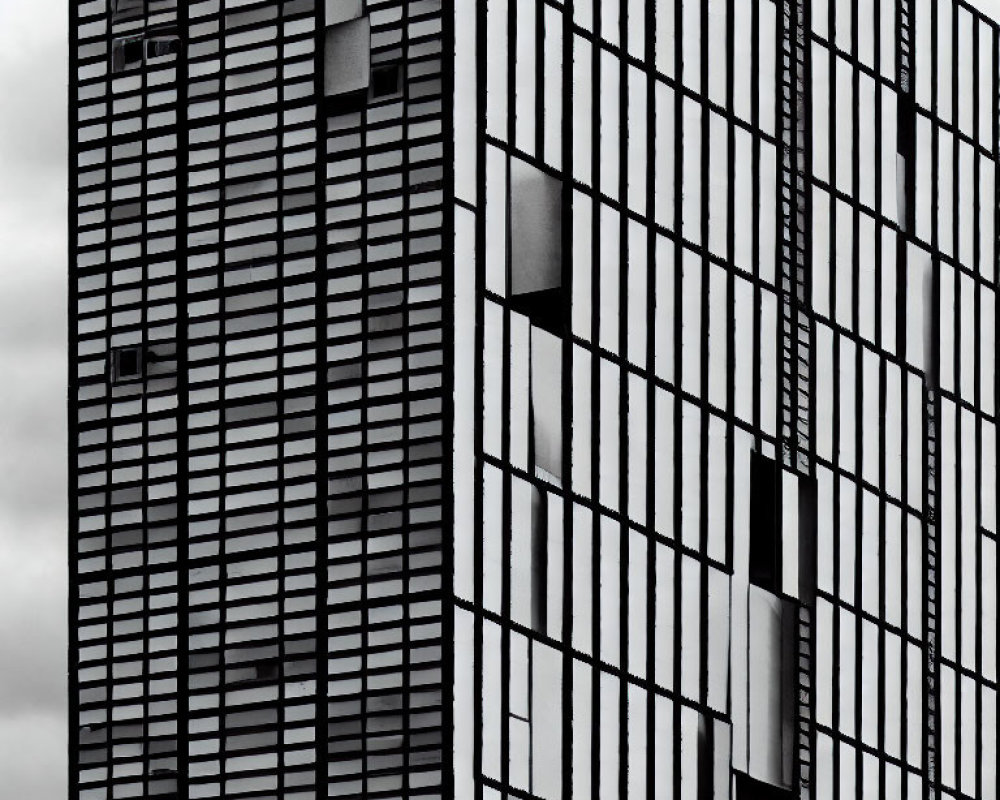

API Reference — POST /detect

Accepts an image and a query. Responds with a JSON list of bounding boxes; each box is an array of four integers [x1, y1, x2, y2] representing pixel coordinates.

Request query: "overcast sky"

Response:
[[0, 0, 67, 796]]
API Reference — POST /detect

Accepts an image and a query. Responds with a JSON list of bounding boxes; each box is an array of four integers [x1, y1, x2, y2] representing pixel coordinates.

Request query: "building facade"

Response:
[[70, 1, 996, 800]]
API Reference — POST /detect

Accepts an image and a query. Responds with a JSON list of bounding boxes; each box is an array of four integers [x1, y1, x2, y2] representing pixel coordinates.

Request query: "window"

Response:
[[145, 29, 182, 61], [749, 452, 780, 593], [111, 0, 175, 21], [510, 158, 564, 333], [323, 16, 371, 113], [371, 63, 402, 98], [111, 35, 144, 74], [896, 94, 916, 231], [529, 326, 563, 483], [734, 771, 795, 800], [110, 346, 145, 383], [253, 659, 279, 681], [110, 201, 142, 222], [111, 0, 144, 23], [112, 29, 181, 74]]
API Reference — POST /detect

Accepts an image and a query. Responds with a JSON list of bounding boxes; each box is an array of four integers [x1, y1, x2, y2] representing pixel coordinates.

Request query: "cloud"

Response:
[[0, 1, 69, 796], [0, 526, 66, 715], [0, 3, 67, 191], [0, 712, 67, 800]]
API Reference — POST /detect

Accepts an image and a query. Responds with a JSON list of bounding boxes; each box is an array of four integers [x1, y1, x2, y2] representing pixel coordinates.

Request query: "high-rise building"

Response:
[[70, 1, 997, 799]]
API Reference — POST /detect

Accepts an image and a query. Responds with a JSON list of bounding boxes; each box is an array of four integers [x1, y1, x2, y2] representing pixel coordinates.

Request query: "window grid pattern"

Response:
[[71, 1, 449, 799], [452, 1, 998, 800]]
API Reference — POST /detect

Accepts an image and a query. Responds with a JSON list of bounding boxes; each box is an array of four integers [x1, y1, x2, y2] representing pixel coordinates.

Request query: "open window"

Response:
[[145, 28, 182, 61], [506, 635, 562, 799], [323, 3, 371, 115], [529, 326, 563, 484], [528, 326, 563, 634], [733, 450, 816, 790], [371, 62, 402, 99], [509, 158, 564, 334], [111, 28, 181, 73], [111, 35, 144, 73], [748, 452, 817, 598], [749, 452, 780, 593], [110, 346, 145, 383]]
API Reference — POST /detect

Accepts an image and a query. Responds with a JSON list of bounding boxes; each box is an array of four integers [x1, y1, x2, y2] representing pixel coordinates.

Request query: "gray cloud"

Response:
[[0, 6, 66, 184], [0, 529, 66, 715], [0, 712, 67, 800], [0, 2, 69, 799]]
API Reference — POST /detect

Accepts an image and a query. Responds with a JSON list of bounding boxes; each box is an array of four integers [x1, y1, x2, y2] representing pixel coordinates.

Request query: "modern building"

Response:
[[70, 0, 997, 799]]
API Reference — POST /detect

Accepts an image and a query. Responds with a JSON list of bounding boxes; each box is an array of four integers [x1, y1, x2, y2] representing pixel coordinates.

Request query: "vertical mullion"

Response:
[[499, 0, 516, 786], [312, 0, 329, 795], [473, 1, 489, 799], [618, 4, 632, 800], [643, 1, 658, 796], [560, 3, 576, 800], [587, 4, 606, 760], [671, 2, 685, 798]]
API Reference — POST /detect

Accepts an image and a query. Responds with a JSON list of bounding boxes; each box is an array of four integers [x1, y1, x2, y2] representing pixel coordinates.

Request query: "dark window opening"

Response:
[[896, 94, 917, 232], [696, 717, 714, 800], [735, 772, 795, 800], [797, 472, 818, 601], [111, 346, 145, 383], [511, 288, 564, 335], [324, 90, 368, 116], [749, 451, 780, 593], [530, 488, 548, 634], [371, 63, 401, 98], [111, 35, 145, 73], [253, 658, 280, 681]]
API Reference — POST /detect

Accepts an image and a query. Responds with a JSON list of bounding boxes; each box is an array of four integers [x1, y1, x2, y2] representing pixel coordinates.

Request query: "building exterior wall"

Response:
[[71, 1, 450, 798], [70, 1, 997, 800], [450, 1, 998, 799]]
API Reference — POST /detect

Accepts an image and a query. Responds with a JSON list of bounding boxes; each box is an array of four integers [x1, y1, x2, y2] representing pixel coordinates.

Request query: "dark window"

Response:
[[530, 487, 548, 633], [734, 772, 795, 800], [749, 451, 780, 592], [254, 659, 280, 681], [111, 35, 144, 73], [110, 200, 142, 222], [896, 94, 916, 232], [111, 346, 145, 383], [371, 63, 401, 98]]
